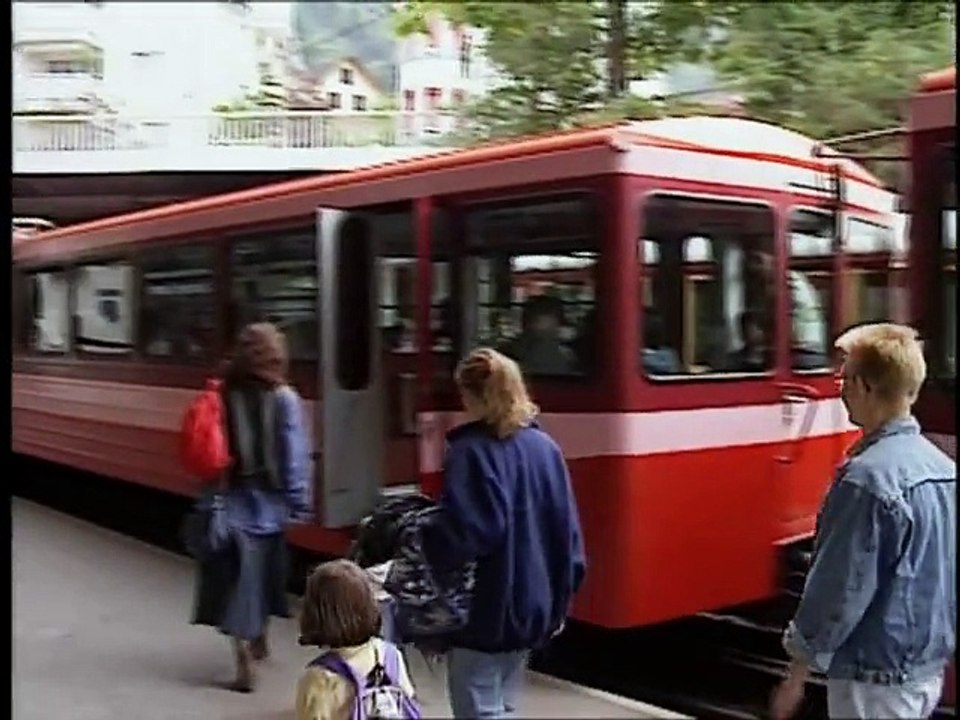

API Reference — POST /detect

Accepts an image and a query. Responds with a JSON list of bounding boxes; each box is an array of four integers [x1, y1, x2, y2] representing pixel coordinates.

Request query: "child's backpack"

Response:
[[310, 642, 421, 720], [179, 378, 231, 482]]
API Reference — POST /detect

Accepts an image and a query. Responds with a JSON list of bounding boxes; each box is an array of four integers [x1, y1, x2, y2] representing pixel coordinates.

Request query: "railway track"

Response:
[[13, 456, 956, 720]]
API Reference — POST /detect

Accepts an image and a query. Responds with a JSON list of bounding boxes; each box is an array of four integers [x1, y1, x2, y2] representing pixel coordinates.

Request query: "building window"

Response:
[[231, 227, 318, 360], [140, 245, 215, 361], [403, 90, 415, 112], [352, 94, 367, 111], [26, 270, 71, 354], [340, 66, 354, 85], [424, 87, 441, 110], [73, 262, 136, 355], [639, 194, 776, 377], [327, 92, 341, 109]]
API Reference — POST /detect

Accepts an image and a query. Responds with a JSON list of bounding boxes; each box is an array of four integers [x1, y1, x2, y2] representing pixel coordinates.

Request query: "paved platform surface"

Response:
[[12, 498, 687, 719]]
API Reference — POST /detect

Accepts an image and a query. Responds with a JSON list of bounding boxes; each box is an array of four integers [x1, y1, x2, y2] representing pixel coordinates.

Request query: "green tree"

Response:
[[392, 1, 729, 142], [704, 1, 955, 186]]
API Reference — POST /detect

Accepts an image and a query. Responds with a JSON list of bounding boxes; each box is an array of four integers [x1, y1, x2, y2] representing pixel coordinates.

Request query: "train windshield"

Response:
[[461, 193, 598, 377], [941, 144, 956, 382]]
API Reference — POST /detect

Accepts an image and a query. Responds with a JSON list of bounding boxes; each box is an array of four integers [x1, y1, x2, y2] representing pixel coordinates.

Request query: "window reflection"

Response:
[[141, 246, 215, 360], [464, 195, 597, 376], [28, 270, 71, 353], [640, 194, 776, 377], [232, 229, 318, 360], [941, 146, 956, 380], [788, 210, 833, 370], [73, 262, 135, 355]]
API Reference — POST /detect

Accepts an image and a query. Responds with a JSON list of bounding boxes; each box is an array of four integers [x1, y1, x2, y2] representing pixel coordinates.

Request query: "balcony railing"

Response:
[[13, 111, 462, 153]]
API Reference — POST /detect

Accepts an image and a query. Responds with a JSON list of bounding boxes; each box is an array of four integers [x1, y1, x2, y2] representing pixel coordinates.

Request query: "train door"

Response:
[[314, 205, 453, 528], [777, 206, 847, 543], [637, 191, 782, 620], [315, 209, 384, 528]]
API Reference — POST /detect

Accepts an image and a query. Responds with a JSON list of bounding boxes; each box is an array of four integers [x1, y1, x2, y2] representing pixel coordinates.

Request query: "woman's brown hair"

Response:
[[456, 347, 539, 439], [299, 559, 381, 648], [227, 322, 289, 387]]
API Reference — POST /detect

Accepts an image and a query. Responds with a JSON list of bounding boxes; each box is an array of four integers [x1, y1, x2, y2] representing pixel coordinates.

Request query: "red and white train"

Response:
[[13, 115, 904, 630]]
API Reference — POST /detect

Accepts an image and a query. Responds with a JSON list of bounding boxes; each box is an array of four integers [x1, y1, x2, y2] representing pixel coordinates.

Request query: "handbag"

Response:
[[181, 480, 233, 559]]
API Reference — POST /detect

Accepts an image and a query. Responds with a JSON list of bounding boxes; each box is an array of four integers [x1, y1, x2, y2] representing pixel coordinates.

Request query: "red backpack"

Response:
[[179, 378, 231, 482]]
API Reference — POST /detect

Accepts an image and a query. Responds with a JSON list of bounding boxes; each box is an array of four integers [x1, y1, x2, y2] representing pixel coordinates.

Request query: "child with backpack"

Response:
[[297, 559, 421, 720]]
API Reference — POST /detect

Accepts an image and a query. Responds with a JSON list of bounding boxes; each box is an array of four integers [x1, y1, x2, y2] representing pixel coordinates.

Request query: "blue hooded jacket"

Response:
[[421, 420, 586, 653]]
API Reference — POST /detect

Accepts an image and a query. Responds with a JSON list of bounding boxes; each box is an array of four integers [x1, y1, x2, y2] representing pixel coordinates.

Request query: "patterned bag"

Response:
[[382, 506, 476, 642]]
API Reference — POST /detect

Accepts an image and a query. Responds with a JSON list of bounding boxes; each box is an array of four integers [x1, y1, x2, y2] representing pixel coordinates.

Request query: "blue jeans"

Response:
[[447, 647, 528, 719]]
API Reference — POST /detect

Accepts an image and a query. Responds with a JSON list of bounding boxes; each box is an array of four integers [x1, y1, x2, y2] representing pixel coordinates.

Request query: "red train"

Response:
[[13, 115, 903, 629], [905, 65, 956, 710]]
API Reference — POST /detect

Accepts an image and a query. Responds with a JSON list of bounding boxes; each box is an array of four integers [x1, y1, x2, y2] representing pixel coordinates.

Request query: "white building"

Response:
[[12, 2, 111, 115], [311, 57, 387, 113], [12, 1, 275, 117], [396, 14, 500, 133]]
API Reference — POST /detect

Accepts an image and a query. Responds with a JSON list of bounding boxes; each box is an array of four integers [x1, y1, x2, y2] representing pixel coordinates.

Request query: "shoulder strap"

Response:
[[310, 651, 366, 688], [379, 641, 401, 685], [309, 651, 366, 720]]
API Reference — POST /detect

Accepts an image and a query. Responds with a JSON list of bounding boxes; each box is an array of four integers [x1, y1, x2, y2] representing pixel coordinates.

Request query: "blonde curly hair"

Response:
[[456, 348, 539, 439]]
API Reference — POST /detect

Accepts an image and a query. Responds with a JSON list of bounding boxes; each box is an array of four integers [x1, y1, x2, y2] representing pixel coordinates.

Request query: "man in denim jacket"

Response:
[[772, 323, 956, 720]]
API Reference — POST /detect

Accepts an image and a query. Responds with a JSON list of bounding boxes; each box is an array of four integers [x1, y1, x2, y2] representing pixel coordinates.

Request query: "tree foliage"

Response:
[[704, 1, 955, 186], [393, 0, 954, 165], [393, 1, 725, 142]]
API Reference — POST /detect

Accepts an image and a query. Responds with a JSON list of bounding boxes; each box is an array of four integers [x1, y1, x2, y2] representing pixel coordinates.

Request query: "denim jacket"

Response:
[[783, 416, 956, 684]]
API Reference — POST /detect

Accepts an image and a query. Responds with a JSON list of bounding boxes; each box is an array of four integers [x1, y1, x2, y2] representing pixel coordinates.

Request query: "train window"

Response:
[[232, 227, 317, 360], [376, 209, 452, 353], [941, 147, 956, 381], [788, 210, 833, 371], [72, 261, 135, 355], [462, 194, 597, 377], [640, 194, 775, 377], [26, 269, 72, 354], [141, 246, 216, 361], [843, 218, 895, 327]]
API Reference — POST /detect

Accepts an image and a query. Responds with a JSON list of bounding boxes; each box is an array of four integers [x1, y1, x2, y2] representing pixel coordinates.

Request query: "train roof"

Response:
[[16, 116, 892, 262], [919, 66, 955, 93]]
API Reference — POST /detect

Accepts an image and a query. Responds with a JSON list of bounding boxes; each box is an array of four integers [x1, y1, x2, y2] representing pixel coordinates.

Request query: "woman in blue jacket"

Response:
[[422, 347, 587, 719]]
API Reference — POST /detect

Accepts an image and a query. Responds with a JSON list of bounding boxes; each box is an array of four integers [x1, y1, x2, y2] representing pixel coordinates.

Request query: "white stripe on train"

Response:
[[417, 398, 859, 474]]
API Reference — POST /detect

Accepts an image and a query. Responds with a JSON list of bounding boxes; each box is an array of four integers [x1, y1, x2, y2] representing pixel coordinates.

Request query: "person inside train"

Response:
[[641, 310, 682, 375], [724, 309, 771, 372], [500, 295, 575, 375], [190, 322, 313, 693], [771, 323, 956, 720], [421, 348, 586, 719]]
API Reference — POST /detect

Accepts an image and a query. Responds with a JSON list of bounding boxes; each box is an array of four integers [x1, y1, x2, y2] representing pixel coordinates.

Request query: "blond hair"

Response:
[[455, 348, 539, 439], [834, 323, 926, 404]]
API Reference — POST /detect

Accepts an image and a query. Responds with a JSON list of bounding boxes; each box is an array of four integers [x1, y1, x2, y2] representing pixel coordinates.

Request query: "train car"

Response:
[[906, 65, 956, 710], [13, 116, 897, 629], [13, 217, 56, 241]]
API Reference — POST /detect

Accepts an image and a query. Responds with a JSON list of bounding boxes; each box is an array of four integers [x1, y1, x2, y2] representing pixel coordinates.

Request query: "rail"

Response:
[[13, 110, 462, 153]]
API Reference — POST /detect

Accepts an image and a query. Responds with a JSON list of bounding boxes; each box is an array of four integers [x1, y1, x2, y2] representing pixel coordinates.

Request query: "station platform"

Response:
[[13, 498, 688, 720]]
